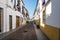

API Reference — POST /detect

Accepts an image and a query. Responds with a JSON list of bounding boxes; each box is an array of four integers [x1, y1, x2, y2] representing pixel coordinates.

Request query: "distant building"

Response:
[[33, 0, 40, 27], [22, 6, 30, 24]]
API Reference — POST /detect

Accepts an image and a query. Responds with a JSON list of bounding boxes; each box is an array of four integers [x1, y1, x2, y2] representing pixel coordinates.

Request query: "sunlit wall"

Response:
[[46, 0, 60, 28]]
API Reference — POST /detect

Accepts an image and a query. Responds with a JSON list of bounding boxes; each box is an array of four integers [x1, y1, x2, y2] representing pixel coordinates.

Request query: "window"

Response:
[[17, 0, 21, 12]]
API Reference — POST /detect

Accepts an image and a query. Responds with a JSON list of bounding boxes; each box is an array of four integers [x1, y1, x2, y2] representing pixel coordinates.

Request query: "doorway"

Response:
[[16, 16, 20, 27], [0, 8, 3, 32], [9, 15, 12, 30]]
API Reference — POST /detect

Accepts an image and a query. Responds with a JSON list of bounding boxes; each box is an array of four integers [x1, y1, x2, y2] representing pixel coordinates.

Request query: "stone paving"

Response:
[[0, 22, 49, 40], [1, 22, 37, 40], [34, 24, 49, 40]]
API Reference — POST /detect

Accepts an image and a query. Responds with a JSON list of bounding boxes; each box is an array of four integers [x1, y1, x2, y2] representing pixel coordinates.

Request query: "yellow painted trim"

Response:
[[40, 24, 60, 40]]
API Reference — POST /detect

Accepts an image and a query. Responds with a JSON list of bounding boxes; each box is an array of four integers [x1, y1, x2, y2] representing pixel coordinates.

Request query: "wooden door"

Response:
[[9, 15, 12, 30], [0, 9, 1, 32], [16, 16, 19, 27]]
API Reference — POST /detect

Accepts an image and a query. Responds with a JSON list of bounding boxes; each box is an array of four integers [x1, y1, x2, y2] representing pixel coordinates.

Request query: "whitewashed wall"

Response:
[[6, 7, 23, 32], [0, 0, 6, 5], [0, 0, 24, 33], [0, 0, 7, 33], [7, 0, 14, 8], [46, 0, 60, 28]]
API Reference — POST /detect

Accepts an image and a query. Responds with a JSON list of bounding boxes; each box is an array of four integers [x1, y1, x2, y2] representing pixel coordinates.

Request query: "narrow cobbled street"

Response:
[[0, 21, 49, 40], [1, 22, 37, 40]]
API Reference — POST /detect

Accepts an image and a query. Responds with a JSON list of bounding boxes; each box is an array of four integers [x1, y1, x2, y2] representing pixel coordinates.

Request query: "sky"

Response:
[[23, 0, 37, 19]]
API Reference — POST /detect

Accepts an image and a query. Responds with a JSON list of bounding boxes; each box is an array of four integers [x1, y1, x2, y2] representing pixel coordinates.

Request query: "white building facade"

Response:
[[0, 0, 25, 33], [39, 0, 60, 40], [33, 0, 60, 40]]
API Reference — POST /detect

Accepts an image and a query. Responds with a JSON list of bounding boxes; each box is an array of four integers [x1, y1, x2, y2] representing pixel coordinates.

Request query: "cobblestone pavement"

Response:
[[0, 22, 49, 40], [1, 22, 37, 40]]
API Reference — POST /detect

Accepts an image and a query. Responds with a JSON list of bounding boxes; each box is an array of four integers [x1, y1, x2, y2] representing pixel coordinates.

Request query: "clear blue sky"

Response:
[[23, 0, 37, 19]]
